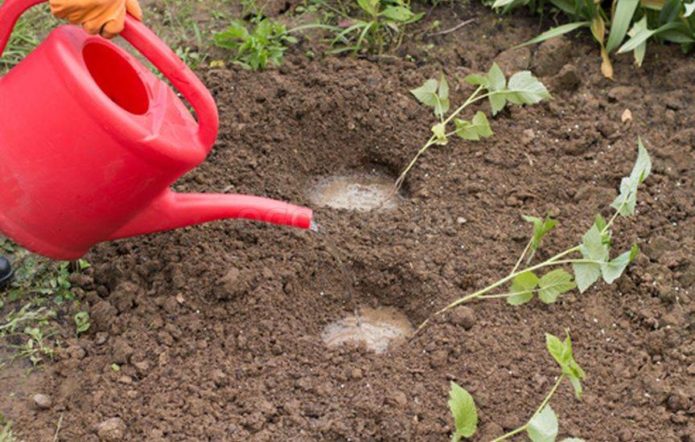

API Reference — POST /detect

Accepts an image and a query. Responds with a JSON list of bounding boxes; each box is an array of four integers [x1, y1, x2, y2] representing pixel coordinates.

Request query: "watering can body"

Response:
[[0, 0, 312, 259]]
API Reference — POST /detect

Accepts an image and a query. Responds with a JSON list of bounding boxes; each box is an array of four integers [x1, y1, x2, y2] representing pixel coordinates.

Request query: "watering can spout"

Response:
[[109, 191, 313, 240]]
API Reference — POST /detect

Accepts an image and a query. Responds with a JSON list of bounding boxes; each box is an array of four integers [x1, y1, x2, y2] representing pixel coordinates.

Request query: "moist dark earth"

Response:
[[1, 1, 694, 441]]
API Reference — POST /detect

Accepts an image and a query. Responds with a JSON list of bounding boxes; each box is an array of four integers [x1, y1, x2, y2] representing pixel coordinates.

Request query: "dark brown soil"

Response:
[[2, 2, 694, 441]]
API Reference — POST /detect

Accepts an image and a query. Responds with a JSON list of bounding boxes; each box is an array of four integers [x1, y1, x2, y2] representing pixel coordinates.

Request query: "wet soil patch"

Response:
[[3, 1, 694, 441]]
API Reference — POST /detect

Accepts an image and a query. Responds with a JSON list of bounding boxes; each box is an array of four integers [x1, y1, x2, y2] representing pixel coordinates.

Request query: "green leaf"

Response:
[[449, 382, 478, 441], [454, 112, 493, 141], [74, 311, 90, 334], [523, 215, 557, 252], [573, 224, 608, 292], [606, 0, 640, 52], [685, 0, 695, 16], [611, 138, 652, 216], [492, 0, 516, 7], [411, 77, 449, 118], [381, 6, 415, 21], [626, 16, 649, 66], [593, 214, 607, 233], [601, 244, 639, 284], [618, 22, 679, 54], [505, 72, 551, 106], [527, 405, 559, 442], [357, 0, 379, 16], [507, 271, 539, 305], [658, 0, 682, 25], [546, 332, 586, 399], [581, 225, 609, 262], [411, 79, 439, 108], [486, 63, 507, 115], [538, 269, 576, 303], [464, 74, 489, 87], [432, 123, 448, 145], [517, 22, 591, 48]]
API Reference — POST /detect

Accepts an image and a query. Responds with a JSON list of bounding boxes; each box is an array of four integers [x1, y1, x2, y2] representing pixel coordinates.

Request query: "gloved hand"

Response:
[[50, 0, 143, 38]]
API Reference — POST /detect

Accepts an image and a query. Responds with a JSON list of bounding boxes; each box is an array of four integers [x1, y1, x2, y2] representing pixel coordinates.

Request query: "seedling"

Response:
[[396, 64, 550, 190], [418, 139, 651, 331], [330, 0, 424, 53], [214, 18, 298, 70], [449, 332, 585, 441], [74, 311, 90, 335]]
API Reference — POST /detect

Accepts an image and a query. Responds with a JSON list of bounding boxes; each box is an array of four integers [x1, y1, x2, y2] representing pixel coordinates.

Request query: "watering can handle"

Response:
[[0, 0, 218, 150]]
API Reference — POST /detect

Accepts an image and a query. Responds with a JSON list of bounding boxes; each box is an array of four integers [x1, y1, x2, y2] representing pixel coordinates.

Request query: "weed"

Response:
[[74, 311, 90, 335], [329, 0, 423, 53], [0, 414, 16, 442], [418, 139, 651, 332], [491, 0, 695, 76], [397, 63, 550, 190], [0, 5, 56, 73], [214, 17, 298, 70], [449, 332, 585, 441]]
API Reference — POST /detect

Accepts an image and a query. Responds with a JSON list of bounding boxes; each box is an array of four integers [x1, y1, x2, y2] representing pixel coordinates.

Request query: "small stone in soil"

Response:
[[97, 417, 126, 441], [33, 394, 52, 410], [450, 306, 476, 330]]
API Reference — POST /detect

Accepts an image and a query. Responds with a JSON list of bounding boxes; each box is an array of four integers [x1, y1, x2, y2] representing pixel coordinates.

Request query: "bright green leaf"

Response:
[[523, 215, 557, 252], [506, 71, 551, 106], [606, 0, 640, 52], [527, 405, 559, 442], [685, 0, 695, 16], [618, 22, 678, 54], [438, 74, 449, 101], [538, 269, 576, 303], [487, 63, 507, 115], [508, 271, 539, 305], [517, 22, 591, 48], [546, 333, 585, 399], [432, 123, 448, 145], [611, 138, 652, 216], [464, 74, 489, 87], [454, 112, 493, 141], [357, 0, 379, 16], [581, 225, 609, 262], [449, 382, 478, 441], [601, 244, 639, 284], [411, 79, 439, 108], [381, 6, 415, 21], [492, 0, 516, 7], [572, 262, 601, 293]]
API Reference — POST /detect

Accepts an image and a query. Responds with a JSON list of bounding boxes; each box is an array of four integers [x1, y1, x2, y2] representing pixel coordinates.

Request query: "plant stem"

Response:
[[489, 375, 564, 442], [394, 136, 436, 190], [510, 238, 533, 276], [531, 375, 564, 418], [394, 85, 485, 191], [489, 423, 528, 442], [415, 246, 583, 333]]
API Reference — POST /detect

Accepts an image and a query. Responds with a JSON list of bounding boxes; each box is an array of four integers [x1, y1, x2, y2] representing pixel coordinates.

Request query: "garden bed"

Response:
[[1, 1, 694, 440]]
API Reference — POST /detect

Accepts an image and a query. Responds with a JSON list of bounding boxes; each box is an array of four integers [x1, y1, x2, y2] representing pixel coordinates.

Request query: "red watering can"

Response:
[[0, 0, 313, 260]]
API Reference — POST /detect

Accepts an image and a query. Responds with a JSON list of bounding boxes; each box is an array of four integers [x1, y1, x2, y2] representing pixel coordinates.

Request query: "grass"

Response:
[[0, 238, 90, 368]]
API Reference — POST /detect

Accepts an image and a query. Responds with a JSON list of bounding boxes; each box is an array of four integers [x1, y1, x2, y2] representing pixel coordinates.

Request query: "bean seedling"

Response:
[[396, 63, 550, 191], [74, 311, 90, 335], [449, 332, 585, 441], [418, 138, 652, 332]]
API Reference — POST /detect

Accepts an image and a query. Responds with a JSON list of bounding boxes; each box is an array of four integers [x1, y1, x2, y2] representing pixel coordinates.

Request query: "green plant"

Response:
[[214, 17, 298, 70], [417, 139, 651, 332], [449, 332, 585, 441], [491, 0, 695, 76], [0, 5, 56, 73], [74, 311, 90, 335], [0, 414, 16, 442], [330, 0, 423, 53], [396, 64, 550, 190]]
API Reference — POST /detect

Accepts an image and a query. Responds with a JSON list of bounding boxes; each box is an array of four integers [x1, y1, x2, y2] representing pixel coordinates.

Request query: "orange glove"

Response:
[[50, 0, 143, 38]]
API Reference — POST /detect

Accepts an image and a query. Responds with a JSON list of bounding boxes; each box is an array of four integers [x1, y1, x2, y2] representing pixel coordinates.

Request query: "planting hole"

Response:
[[308, 173, 400, 212], [322, 307, 413, 354]]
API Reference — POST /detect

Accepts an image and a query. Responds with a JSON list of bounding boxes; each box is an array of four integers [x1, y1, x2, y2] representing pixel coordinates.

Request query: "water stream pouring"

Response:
[[0, 0, 313, 259]]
